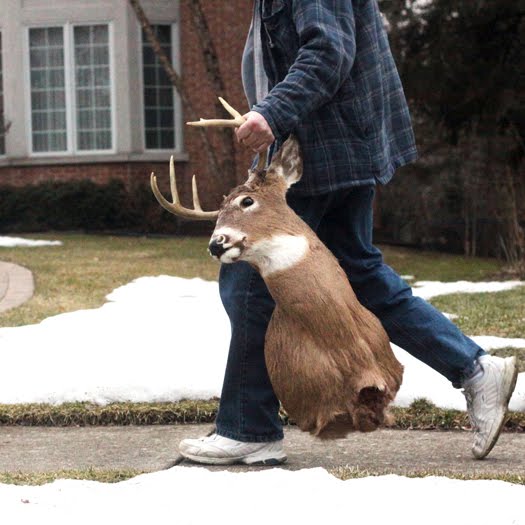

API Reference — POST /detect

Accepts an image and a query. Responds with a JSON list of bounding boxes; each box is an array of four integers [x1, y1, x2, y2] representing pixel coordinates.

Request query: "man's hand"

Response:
[[236, 111, 275, 153]]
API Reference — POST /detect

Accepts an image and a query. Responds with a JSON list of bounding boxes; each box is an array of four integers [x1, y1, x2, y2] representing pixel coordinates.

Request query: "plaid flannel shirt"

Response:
[[251, 0, 418, 195]]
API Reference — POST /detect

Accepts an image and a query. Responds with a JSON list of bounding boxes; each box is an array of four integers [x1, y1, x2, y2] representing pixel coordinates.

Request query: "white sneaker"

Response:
[[179, 433, 287, 465], [462, 355, 518, 459]]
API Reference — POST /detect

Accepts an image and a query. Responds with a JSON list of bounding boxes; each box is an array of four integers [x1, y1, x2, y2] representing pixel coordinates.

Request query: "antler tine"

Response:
[[218, 97, 244, 121], [187, 97, 246, 128], [256, 150, 268, 171], [150, 157, 219, 221], [191, 175, 203, 211], [187, 98, 271, 172], [169, 155, 180, 204]]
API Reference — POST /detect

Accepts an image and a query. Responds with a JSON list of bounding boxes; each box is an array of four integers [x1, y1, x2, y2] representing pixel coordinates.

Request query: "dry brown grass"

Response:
[[0, 466, 522, 486], [1, 399, 524, 431]]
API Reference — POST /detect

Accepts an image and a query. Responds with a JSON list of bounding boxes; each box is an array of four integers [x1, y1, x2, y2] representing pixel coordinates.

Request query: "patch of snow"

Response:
[[0, 276, 523, 411], [412, 280, 524, 299], [393, 344, 525, 412], [0, 276, 229, 405], [0, 467, 523, 525], [413, 0, 433, 14], [0, 236, 62, 248], [473, 335, 525, 350]]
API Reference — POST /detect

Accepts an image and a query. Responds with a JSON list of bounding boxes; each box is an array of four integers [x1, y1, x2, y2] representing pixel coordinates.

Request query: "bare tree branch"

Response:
[[188, 0, 238, 187], [128, 0, 222, 190], [0, 119, 11, 138]]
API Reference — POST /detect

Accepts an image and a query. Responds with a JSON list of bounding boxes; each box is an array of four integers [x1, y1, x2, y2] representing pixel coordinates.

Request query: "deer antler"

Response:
[[187, 97, 246, 128], [188, 97, 268, 170], [150, 156, 219, 221]]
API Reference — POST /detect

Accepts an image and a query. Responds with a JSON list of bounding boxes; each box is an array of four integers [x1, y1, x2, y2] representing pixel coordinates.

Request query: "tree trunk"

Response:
[[187, 0, 238, 188], [0, 119, 11, 138], [128, 0, 223, 198]]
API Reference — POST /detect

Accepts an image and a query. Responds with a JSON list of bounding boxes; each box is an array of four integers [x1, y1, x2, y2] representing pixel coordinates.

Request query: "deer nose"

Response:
[[209, 234, 228, 258]]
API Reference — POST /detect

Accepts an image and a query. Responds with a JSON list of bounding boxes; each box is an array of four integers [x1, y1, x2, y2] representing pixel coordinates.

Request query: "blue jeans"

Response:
[[216, 186, 484, 442]]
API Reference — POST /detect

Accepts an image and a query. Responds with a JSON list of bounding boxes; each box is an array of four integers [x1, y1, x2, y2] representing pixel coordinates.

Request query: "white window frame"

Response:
[[25, 22, 116, 157], [0, 28, 5, 158], [139, 22, 183, 154]]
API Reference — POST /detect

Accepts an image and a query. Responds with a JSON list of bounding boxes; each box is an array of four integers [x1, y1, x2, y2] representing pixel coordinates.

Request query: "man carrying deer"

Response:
[[167, 0, 517, 464]]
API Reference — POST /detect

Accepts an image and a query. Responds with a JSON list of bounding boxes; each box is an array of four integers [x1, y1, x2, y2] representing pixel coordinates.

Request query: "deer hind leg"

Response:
[[353, 386, 389, 432]]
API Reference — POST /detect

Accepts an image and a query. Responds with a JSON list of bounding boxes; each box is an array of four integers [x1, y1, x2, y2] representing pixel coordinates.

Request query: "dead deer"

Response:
[[151, 98, 403, 438]]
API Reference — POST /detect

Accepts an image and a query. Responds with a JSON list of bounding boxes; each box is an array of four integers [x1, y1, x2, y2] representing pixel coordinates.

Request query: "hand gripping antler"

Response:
[[150, 98, 268, 221], [150, 156, 219, 221], [188, 97, 268, 171], [187, 97, 246, 128]]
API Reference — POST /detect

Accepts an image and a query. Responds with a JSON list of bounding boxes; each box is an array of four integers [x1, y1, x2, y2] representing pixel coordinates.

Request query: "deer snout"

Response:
[[208, 229, 246, 263], [208, 235, 228, 258]]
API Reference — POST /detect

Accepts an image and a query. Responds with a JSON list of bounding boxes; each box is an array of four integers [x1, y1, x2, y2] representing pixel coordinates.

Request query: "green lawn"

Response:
[[379, 245, 502, 281], [431, 288, 525, 338]]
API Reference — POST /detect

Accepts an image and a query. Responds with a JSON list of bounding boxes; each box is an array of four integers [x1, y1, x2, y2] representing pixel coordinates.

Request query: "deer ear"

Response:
[[268, 136, 303, 189]]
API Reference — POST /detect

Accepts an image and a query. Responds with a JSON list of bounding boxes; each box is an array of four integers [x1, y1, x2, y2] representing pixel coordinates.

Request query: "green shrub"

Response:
[[0, 179, 187, 234]]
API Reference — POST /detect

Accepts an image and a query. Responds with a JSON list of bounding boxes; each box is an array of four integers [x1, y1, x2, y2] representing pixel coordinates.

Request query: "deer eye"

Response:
[[240, 197, 254, 208]]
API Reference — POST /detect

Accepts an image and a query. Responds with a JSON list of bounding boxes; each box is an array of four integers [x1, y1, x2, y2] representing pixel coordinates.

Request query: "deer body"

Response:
[[151, 99, 403, 439], [222, 198, 403, 437]]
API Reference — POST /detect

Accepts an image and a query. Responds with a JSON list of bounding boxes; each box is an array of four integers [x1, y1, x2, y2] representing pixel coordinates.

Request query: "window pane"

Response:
[[145, 110, 157, 128], [142, 25, 175, 150], [95, 109, 110, 128], [29, 28, 47, 48], [49, 131, 66, 151], [75, 46, 91, 66], [96, 131, 111, 150], [0, 31, 5, 155], [160, 109, 174, 128], [78, 131, 94, 150], [30, 49, 47, 68], [93, 46, 109, 65], [32, 112, 48, 131], [29, 27, 67, 153], [77, 89, 93, 109], [93, 25, 109, 44], [94, 88, 110, 108], [33, 133, 49, 152], [160, 130, 174, 150], [48, 27, 64, 47], [145, 130, 158, 149], [74, 25, 112, 151], [94, 66, 109, 86], [78, 110, 94, 129], [48, 48, 64, 67], [49, 69, 65, 88]]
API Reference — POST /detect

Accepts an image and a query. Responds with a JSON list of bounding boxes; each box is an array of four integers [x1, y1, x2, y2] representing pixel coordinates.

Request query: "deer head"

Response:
[[150, 98, 304, 272]]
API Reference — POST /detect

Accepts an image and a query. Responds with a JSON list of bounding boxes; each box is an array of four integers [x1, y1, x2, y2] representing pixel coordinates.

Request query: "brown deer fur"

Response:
[[152, 134, 403, 439], [210, 137, 403, 438]]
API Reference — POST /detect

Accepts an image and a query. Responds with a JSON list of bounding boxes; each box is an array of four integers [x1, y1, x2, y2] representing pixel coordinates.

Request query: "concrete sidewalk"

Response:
[[0, 262, 34, 313], [1, 425, 524, 476]]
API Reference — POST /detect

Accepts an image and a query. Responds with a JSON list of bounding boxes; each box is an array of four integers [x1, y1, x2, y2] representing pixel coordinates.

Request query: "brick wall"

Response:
[[178, 0, 254, 208]]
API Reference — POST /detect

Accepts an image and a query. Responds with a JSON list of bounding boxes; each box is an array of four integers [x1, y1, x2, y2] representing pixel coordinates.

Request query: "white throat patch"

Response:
[[247, 235, 309, 277]]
